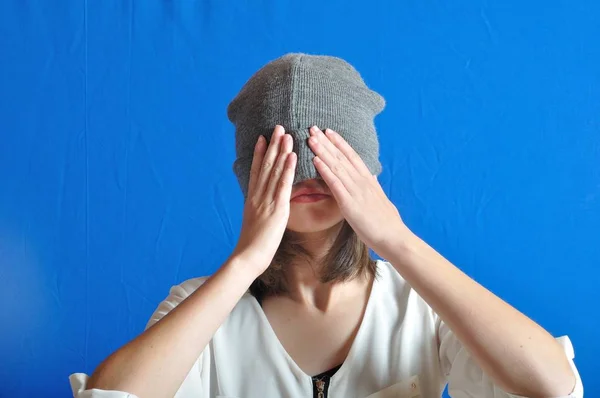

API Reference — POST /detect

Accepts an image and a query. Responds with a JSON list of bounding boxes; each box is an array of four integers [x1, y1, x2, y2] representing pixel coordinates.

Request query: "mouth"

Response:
[[290, 188, 331, 203], [290, 193, 331, 203]]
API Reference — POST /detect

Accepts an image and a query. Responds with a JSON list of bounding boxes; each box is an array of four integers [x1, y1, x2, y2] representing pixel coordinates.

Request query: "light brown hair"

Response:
[[249, 220, 377, 299]]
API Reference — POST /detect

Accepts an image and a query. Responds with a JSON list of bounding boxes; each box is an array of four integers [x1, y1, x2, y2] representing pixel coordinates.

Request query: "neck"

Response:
[[291, 224, 342, 262], [283, 223, 371, 312]]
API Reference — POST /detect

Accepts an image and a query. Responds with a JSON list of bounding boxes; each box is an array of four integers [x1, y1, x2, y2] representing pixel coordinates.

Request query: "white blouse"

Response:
[[70, 260, 583, 398]]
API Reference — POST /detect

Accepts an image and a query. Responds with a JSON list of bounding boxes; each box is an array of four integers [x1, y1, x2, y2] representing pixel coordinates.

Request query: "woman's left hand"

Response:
[[308, 126, 410, 257]]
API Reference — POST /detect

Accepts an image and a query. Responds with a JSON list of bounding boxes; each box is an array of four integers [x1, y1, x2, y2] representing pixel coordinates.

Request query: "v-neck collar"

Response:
[[248, 260, 382, 383]]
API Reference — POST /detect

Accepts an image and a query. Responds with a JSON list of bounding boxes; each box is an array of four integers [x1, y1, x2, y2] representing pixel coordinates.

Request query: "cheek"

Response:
[[287, 199, 344, 233]]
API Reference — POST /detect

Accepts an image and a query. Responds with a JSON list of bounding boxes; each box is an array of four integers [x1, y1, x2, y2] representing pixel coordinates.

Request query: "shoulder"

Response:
[[374, 260, 437, 323], [167, 275, 257, 304], [171, 276, 210, 297], [160, 276, 212, 305], [375, 259, 415, 297], [145, 276, 211, 330]]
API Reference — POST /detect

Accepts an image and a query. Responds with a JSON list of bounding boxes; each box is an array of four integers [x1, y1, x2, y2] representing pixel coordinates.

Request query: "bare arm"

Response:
[[383, 229, 576, 397], [86, 126, 297, 398], [306, 126, 577, 398], [87, 256, 255, 396]]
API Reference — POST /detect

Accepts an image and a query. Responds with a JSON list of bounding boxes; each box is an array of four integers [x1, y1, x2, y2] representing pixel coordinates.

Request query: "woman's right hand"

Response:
[[84, 130, 296, 395], [231, 125, 297, 276]]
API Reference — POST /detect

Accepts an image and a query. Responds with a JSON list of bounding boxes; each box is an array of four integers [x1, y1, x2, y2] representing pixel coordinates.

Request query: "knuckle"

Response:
[[247, 198, 259, 208], [262, 161, 272, 170], [331, 179, 343, 189], [272, 201, 286, 214]]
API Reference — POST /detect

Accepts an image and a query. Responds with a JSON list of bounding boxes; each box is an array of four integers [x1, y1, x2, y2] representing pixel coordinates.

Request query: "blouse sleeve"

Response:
[[69, 278, 208, 398], [438, 320, 584, 398]]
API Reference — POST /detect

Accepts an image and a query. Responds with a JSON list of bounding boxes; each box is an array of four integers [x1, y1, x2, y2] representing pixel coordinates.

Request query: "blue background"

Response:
[[0, 1, 598, 397]]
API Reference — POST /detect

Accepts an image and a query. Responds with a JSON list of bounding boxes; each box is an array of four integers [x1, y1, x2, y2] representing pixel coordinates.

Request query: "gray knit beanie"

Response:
[[228, 53, 385, 198]]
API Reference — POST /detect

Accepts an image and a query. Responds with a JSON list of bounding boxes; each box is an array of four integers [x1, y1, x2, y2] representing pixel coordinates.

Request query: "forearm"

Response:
[[87, 255, 257, 398], [384, 229, 575, 397]]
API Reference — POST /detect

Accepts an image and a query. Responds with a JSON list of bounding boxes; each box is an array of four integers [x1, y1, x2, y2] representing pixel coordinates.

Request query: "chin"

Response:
[[287, 198, 344, 233]]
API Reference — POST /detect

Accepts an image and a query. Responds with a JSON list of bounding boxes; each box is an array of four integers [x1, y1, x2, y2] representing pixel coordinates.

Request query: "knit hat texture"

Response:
[[228, 53, 385, 198]]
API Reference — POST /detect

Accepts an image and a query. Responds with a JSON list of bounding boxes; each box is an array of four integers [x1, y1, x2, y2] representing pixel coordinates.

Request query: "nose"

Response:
[[293, 178, 330, 192], [294, 178, 319, 187]]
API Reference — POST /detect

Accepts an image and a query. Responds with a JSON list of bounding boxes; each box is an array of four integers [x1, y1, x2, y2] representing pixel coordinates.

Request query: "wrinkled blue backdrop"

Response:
[[1, 1, 598, 397]]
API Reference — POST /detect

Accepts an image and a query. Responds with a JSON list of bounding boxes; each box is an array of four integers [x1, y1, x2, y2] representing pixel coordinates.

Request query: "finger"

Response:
[[276, 152, 297, 205], [247, 135, 266, 197], [324, 129, 372, 177], [256, 125, 285, 197], [265, 134, 293, 200], [313, 155, 351, 205], [308, 126, 358, 193]]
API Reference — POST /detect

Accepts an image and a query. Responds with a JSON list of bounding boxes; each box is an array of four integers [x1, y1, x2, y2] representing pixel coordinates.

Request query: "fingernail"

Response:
[[325, 129, 333, 135], [311, 125, 320, 132]]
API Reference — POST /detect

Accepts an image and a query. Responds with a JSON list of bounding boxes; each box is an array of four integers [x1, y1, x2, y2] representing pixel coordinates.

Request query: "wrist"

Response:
[[226, 251, 267, 282], [378, 224, 419, 261]]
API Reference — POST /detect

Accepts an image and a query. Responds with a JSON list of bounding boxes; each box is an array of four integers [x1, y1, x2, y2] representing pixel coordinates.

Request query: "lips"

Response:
[[290, 187, 329, 200]]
